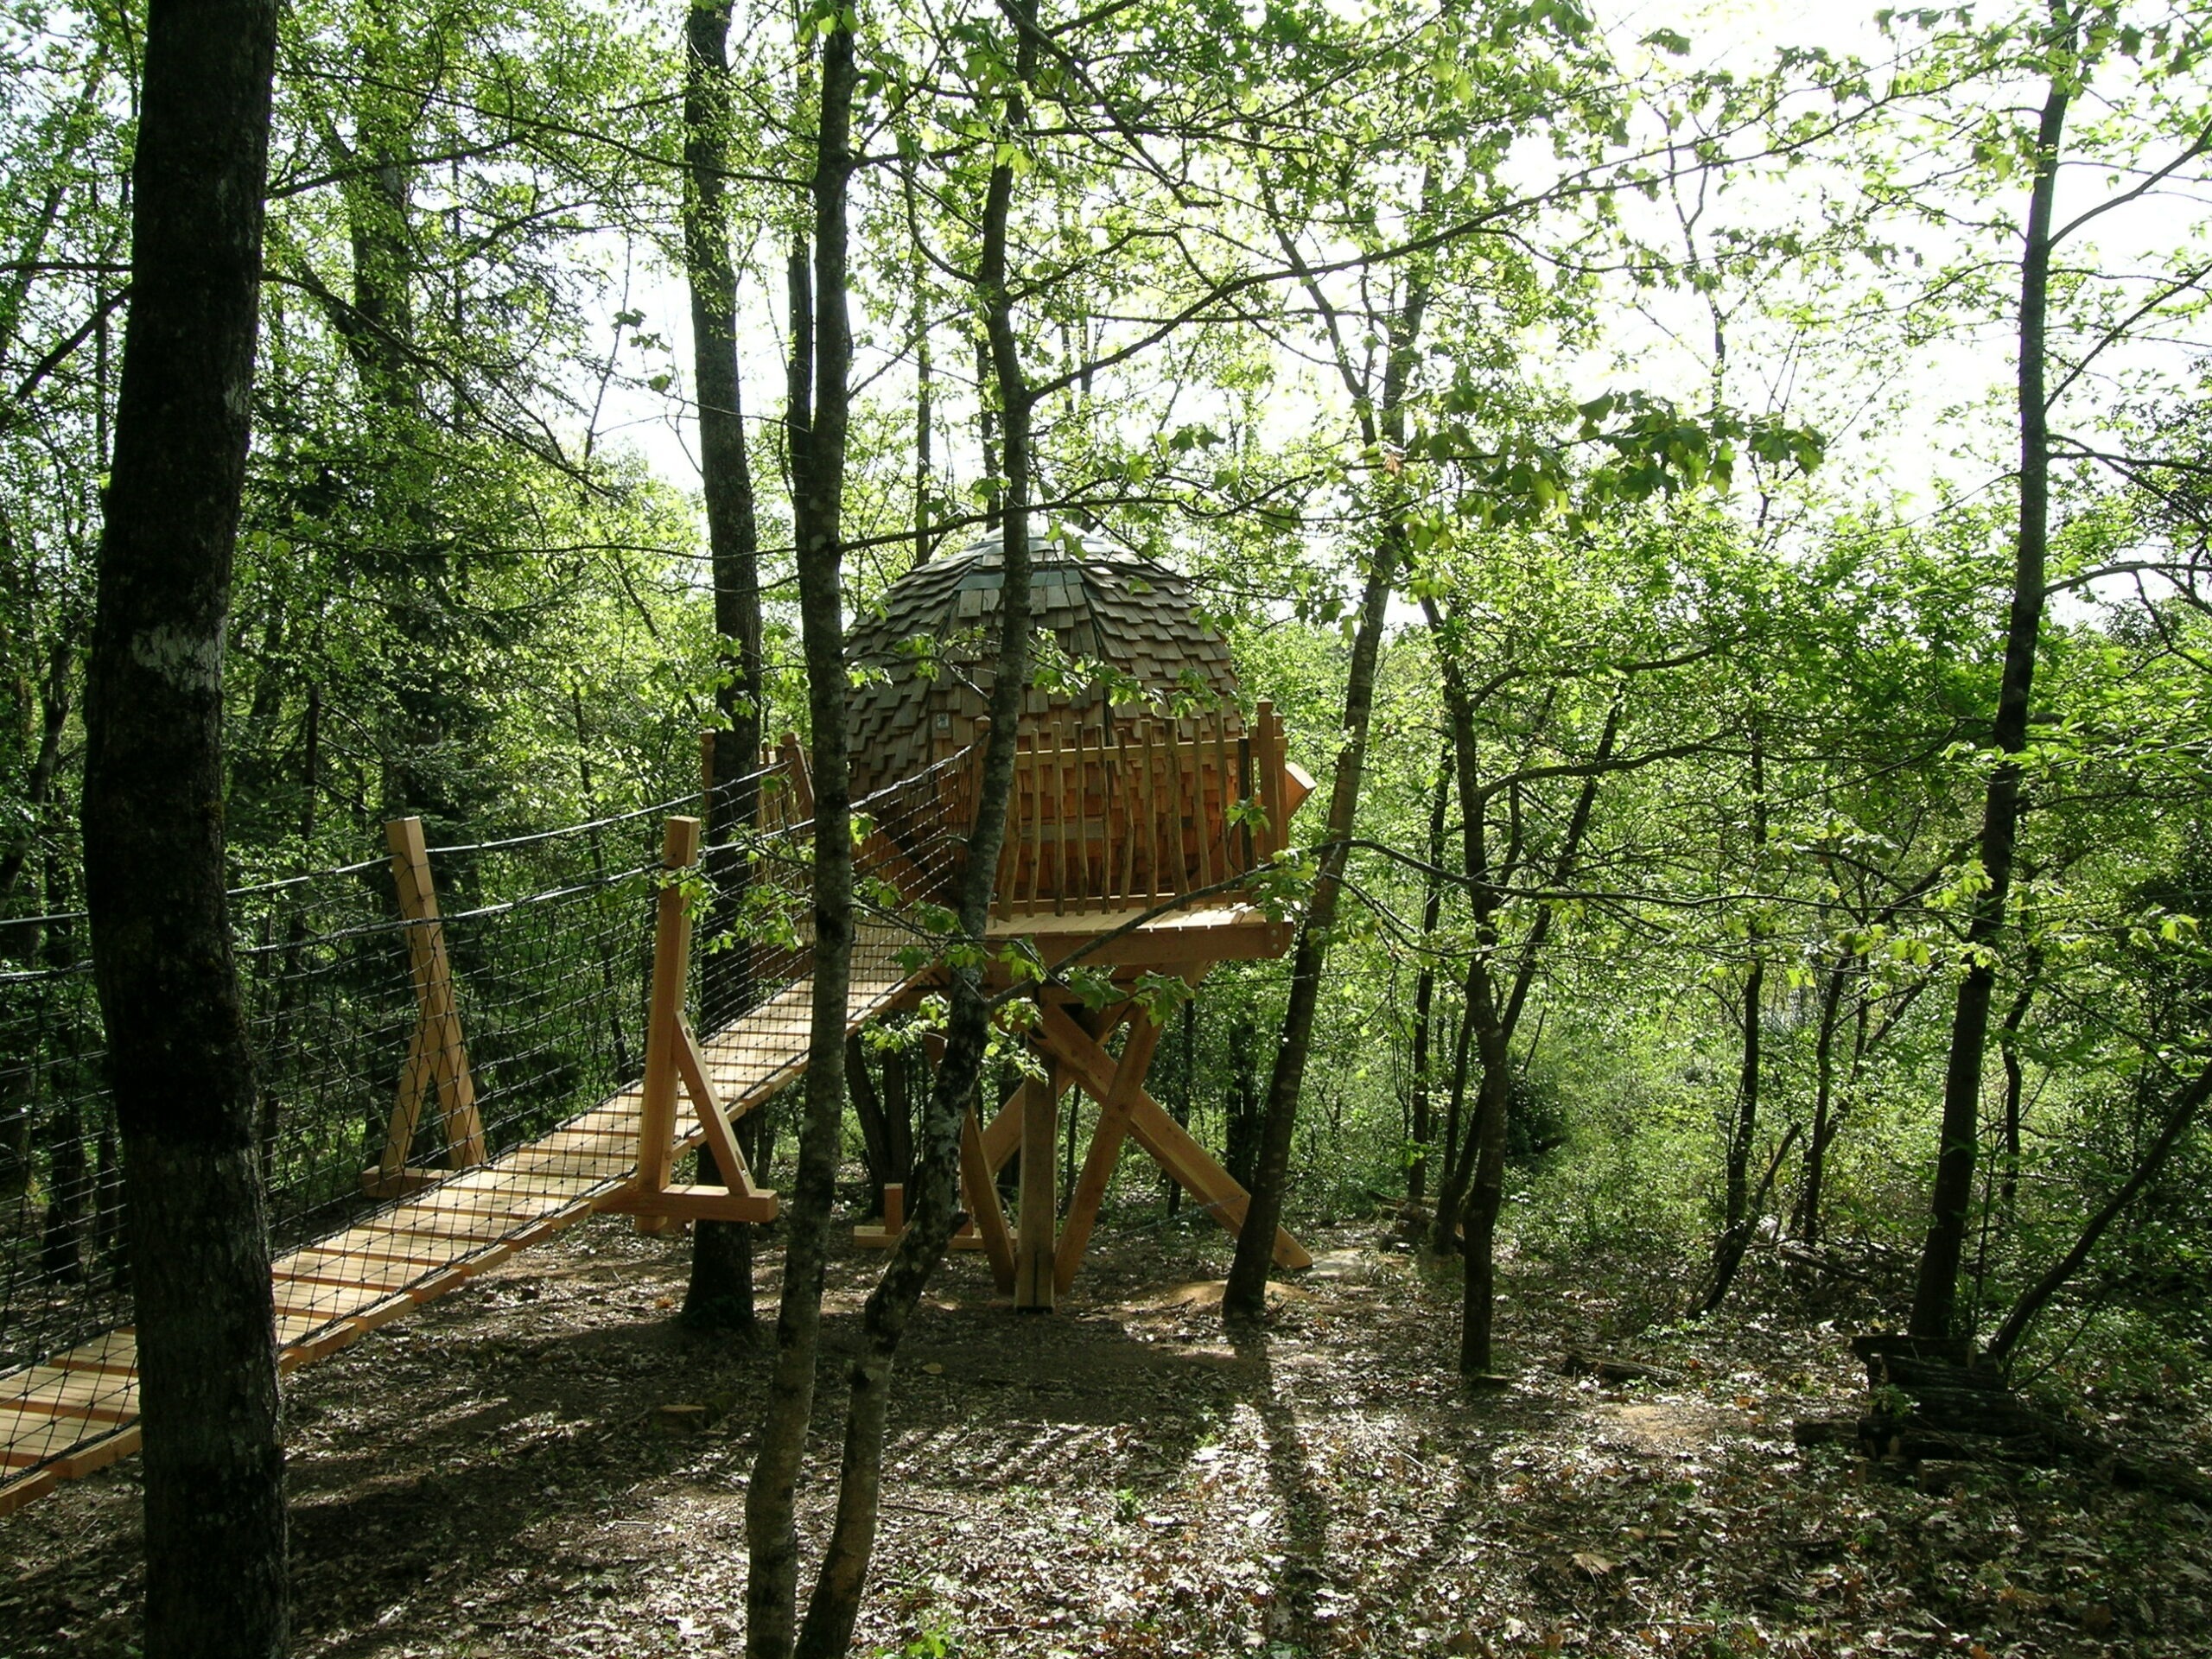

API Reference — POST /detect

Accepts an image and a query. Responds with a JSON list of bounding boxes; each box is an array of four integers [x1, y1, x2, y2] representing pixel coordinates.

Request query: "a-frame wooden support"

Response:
[[601, 816, 779, 1225], [1036, 998, 1309, 1274], [855, 972, 1310, 1297], [365, 816, 486, 1200]]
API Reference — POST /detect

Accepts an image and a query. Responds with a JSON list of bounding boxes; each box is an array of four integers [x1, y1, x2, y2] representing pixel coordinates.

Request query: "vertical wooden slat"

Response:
[[1256, 700, 1286, 861], [1024, 745, 1045, 913], [1077, 720, 1096, 906], [779, 731, 815, 821], [1141, 725, 1159, 902], [1061, 725, 1079, 925], [1161, 721, 1189, 896], [1211, 712, 1234, 879], [1203, 725, 1221, 898], [1114, 724, 1136, 903], [1236, 728, 1255, 874]]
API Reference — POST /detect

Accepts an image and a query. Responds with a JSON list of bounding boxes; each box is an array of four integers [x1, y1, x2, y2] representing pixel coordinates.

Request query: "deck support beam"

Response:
[[1014, 1067, 1062, 1309]]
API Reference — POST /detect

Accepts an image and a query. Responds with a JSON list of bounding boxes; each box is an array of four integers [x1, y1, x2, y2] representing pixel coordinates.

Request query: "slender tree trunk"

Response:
[[744, 18, 857, 1657], [1221, 532, 1396, 1322], [1432, 630, 1616, 1366], [1794, 957, 1851, 1243], [0, 634, 71, 907], [79, 2, 286, 1653], [793, 14, 1039, 1647], [1432, 973, 1477, 1246], [1167, 995, 1194, 1216], [1408, 740, 1452, 1205], [683, 0, 766, 1333], [906, 161, 934, 569], [1910, 60, 2069, 1345], [1996, 963, 2038, 1221], [975, 333, 1001, 529], [1700, 729, 1768, 1314], [1456, 1014, 1512, 1371], [1223, 251, 1438, 1324], [848, 1033, 894, 1200]]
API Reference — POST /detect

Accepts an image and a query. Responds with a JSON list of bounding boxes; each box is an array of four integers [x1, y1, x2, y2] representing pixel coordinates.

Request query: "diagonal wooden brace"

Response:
[[1038, 998, 1309, 1276]]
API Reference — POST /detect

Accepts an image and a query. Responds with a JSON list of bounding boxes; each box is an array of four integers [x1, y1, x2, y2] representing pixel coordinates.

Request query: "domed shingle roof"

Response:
[[846, 527, 1241, 798]]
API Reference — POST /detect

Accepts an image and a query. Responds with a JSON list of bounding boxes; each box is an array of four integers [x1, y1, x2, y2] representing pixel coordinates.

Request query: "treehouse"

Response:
[[836, 526, 1318, 1305]]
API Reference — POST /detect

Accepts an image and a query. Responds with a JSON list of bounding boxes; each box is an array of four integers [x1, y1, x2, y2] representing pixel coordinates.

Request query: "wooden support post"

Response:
[[959, 1103, 1016, 1293], [1014, 1069, 1060, 1309], [370, 817, 484, 1196], [1256, 700, 1286, 861], [779, 731, 814, 820], [602, 814, 780, 1226], [637, 816, 696, 1198], [1052, 1004, 1171, 1294], [882, 1182, 904, 1234]]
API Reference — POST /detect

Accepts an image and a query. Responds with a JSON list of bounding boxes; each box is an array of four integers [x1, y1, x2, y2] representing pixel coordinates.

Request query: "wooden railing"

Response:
[[734, 699, 1294, 920], [982, 700, 1287, 918]]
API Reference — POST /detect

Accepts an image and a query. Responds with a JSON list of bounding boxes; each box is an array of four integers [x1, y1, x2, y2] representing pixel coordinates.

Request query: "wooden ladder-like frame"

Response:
[[599, 816, 779, 1225], [364, 817, 486, 1199]]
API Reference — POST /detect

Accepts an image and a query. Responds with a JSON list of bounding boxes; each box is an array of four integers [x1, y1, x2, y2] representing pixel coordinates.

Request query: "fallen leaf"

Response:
[[1571, 1551, 1618, 1578]]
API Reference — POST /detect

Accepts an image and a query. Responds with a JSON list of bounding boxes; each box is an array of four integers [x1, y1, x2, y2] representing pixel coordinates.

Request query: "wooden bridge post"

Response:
[[636, 815, 702, 1201], [369, 817, 484, 1197], [1254, 699, 1284, 862], [779, 731, 815, 820], [601, 813, 779, 1229]]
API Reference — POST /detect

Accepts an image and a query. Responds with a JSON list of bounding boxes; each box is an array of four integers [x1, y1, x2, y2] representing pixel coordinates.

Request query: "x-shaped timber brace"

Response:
[[856, 976, 1312, 1309], [601, 815, 779, 1225]]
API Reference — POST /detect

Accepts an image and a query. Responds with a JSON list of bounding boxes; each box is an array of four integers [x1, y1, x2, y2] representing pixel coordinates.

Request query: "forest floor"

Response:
[[4, 1198, 2209, 1659]]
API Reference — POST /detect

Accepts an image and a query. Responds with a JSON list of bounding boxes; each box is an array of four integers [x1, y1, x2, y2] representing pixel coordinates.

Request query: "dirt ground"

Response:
[[4, 1201, 2209, 1658]]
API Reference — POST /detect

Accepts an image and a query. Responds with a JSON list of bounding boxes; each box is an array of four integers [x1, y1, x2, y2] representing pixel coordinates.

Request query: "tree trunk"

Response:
[[79, 2, 286, 1653], [744, 18, 857, 1657], [1700, 730, 1767, 1315], [1794, 957, 1852, 1244], [1408, 740, 1452, 1205], [1995, 965, 2038, 1221], [1457, 1020, 1512, 1372], [848, 1033, 895, 1201], [1432, 644, 1615, 1366], [1984, 1062, 2209, 1365], [793, 13, 1039, 1648], [682, 0, 766, 1335], [1223, 532, 1396, 1322], [1910, 61, 2069, 1345], [1430, 966, 1479, 1250]]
